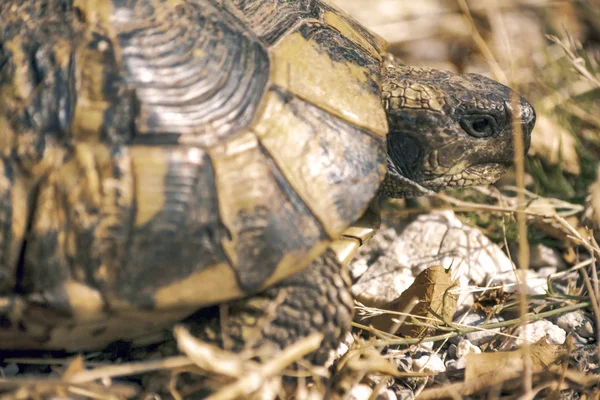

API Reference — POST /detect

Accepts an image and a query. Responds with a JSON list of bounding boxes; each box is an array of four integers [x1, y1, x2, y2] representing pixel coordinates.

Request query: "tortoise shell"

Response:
[[0, 0, 388, 349]]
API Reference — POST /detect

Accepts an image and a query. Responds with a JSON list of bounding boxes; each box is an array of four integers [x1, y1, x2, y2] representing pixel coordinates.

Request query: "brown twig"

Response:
[[206, 333, 323, 400]]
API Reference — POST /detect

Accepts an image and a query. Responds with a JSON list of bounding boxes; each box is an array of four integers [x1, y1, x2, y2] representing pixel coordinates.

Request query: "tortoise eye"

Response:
[[472, 118, 490, 132], [460, 115, 497, 138]]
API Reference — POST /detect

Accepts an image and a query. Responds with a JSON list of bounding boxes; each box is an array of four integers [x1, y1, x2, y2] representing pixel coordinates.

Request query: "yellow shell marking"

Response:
[[0, 117, 14, 156], [73, 0, 114, 26], [209, 131, 328, 291], [153, 262, 242, 309], [341, 205, 381, 244], [130, 146, 168, 227], [63, 281, 106, 321], [71, 33, 112, 141], [253, 89, 385, 237], [9, 172, 27, 270], [330, 237, 360, 267], [209, 132, 275, 267], [1, 40, 33, 105], [271, 30, 388, 137]]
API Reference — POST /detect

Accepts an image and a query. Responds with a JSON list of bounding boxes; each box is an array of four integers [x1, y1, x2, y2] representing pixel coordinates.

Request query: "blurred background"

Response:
[[332, 0, 600, 205]]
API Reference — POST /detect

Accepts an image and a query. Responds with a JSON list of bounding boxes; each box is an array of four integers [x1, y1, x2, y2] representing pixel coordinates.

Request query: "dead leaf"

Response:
[[465, 338, 569, 383], [370, 265, 458, 337], [417, 368, 588, 400], [530, 338, 570, 368], [528, 200, 588, 245], [473, 287, 513, 314]]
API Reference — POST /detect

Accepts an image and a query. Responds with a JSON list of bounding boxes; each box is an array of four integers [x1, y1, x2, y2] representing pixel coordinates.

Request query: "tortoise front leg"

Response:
[[185, 204, 382, 367], [189, 247, 354, 367]]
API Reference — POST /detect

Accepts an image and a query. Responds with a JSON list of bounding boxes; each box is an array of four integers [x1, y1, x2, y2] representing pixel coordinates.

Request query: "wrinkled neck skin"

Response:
[[378, 55, 536, 200], [383, 158, 435, 198]]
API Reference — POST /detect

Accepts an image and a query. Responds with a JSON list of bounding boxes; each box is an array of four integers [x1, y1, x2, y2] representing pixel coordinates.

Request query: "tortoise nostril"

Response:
[[503, 97, 535, 153], [518, 98, 535, 153], [504, 98, 536, 132], [520, 98, 536, 134]]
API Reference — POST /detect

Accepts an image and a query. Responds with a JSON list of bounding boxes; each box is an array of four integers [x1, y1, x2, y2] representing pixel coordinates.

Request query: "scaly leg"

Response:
[[188, 248, 354, 367]]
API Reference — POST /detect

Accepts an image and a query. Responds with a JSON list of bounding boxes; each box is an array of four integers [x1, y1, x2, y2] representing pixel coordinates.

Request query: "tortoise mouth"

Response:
[[421, 162, 510, 192]]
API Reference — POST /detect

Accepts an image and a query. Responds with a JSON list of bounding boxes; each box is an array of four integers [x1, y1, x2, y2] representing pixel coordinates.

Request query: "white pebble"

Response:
[[529, 244, 565, 270], [348, 384, 373, 400], [445, 357, 467, 371], [412, 354, 446, 374], [419, 341, 434, 350], [459, 313, 504, 346], [490, 269, 548, 295], [455, 339, 481, 358], [349, 258, 369, 280], [378, 389, 398, 400], [555, 310, 594, 338], [511, 320, 566, 348]]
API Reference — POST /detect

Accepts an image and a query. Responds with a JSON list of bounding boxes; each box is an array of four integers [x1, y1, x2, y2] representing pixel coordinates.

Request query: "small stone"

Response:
[[349, 258, 369, 280], [349, 226, 400, 283], [348, 384, 373, 400], [334, 341, 349, 360], [455, 275, 475, 315], [446, 356, 467, 371], [510, 320, 566, 348], [1, 363, 19, 377], [396, 389, 416, 400], [529, 244, 566, 270], [490, 269, 548, 295], [336, 331, 354, 355], [412, 354, 446, 373], [352, 262, 414, 308], [393, 211, 514, 283], [580, 322, 595, 338], [454, 356, 467, 370], [555, 310, 595, 338], [352, 211, 514, 307], [419, 341, 434, 350], [377, 389, 398, 400], [458, 313, 505, 346], [445, 359, 458, 371], [455, 339, 481, 358], [330, 332, 354, 366], [388, 349, 412, 372], [448, 344, 457, 359]]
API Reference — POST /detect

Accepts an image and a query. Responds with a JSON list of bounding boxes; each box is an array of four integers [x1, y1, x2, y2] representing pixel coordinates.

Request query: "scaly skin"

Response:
[[381, 60, 535, 197]]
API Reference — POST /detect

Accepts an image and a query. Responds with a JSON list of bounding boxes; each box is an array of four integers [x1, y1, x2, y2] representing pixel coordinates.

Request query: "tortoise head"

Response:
[[380, 64, 536, 198]]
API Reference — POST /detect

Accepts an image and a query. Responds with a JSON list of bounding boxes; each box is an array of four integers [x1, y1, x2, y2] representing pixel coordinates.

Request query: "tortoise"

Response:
[[0, 0, 535, 362]]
